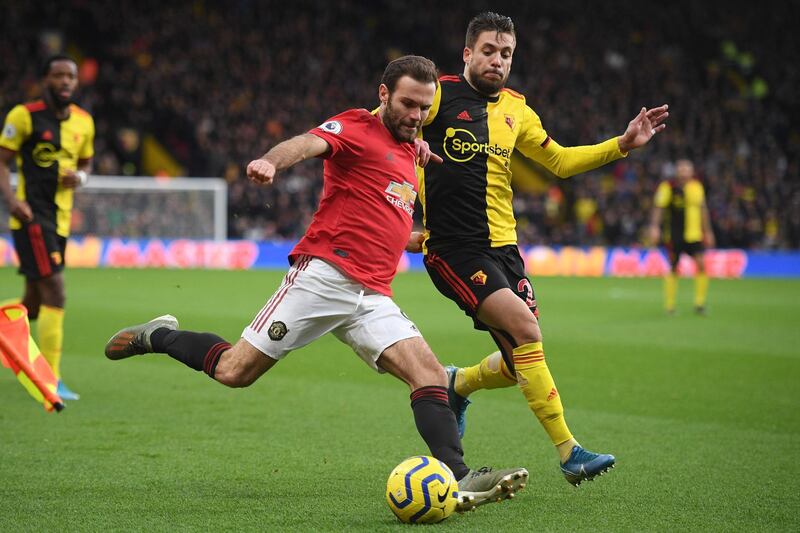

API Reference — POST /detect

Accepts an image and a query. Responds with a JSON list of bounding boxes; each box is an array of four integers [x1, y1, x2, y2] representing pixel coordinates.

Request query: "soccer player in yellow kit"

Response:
[[414, 12, 669, 485], [649, 159, 715, 314], [0, 55, 95, 400]]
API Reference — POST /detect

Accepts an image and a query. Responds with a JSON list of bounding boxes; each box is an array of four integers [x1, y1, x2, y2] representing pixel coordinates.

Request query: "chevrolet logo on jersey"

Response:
[[386, 181, 416, 204], [443, 127, 512, 163], [385, 181, 416, 215]]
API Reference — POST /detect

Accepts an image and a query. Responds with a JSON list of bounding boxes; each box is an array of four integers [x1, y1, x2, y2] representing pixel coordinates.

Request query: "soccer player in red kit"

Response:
[[105, 56, 527, 510]]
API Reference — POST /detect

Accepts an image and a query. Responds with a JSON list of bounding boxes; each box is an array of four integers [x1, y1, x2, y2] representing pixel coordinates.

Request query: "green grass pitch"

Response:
[[1, 267, 799, 531]]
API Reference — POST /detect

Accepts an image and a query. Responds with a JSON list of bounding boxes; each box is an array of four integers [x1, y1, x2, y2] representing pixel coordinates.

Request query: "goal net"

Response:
[[1, 175, 227, 240]]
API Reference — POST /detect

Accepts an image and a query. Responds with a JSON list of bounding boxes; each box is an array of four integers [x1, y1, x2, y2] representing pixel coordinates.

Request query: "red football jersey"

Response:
[[290, 109, 418, 296]]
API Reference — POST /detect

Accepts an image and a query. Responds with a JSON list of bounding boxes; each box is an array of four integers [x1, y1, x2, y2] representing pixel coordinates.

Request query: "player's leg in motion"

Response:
[[104, 257, 329, 384], [447, 339, 517, 436], [476, 288, 615, 486], [693, 251, 708, 314], [453, 347, 516, 398], [377, 337, 528, 510], [104, 313, 275, 385]]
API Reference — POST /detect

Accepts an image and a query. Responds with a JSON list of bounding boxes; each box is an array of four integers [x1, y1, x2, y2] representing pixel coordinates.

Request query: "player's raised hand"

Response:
[[247, 159, 276, 185], [413, 138, 443, 167], [618, 104, 669, 152]]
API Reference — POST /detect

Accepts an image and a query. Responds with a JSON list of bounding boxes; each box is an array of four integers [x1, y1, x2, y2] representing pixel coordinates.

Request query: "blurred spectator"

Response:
[[1, 1, 797, 248]]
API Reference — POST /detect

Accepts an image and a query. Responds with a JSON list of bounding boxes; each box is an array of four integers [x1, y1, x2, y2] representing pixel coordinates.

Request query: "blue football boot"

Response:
[[560, 445, 615, 486], [56, 380, 80, 401], [445, 366, 471, 439]]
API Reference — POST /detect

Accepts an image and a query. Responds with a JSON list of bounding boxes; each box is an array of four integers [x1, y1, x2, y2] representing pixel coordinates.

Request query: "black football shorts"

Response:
[[11, 223, 67, 280], [424, 245, 538, 331], [666, 240, 704, 269]]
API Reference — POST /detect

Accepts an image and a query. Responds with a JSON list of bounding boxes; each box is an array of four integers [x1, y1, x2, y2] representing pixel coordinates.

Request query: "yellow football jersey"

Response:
[[0, 101, 95, 236]]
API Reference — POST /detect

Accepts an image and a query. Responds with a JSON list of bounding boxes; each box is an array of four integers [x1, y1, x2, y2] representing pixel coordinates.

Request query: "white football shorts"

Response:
[[241, 255, 422, 371]]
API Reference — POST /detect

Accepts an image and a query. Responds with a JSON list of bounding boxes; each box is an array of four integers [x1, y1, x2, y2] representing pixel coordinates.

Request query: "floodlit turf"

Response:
[[1, 267, 799, 531]]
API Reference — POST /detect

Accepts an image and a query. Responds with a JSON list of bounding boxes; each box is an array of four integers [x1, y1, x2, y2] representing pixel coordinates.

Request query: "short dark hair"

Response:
[[380, 55, 438, 93], [40, 54, 76, 77], [465, 12, 515, 48]]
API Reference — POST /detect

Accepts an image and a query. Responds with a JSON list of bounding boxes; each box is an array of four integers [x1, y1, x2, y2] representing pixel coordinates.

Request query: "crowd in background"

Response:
[[1, 1, 797, 248]]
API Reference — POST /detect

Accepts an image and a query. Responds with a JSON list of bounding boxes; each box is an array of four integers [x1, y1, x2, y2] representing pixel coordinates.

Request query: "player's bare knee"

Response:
[[508, 316, 542, 345], [516, 329, 542, 345]]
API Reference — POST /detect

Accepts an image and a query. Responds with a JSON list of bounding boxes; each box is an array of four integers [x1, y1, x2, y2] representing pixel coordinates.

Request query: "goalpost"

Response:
[[1, 175, 228, 240]]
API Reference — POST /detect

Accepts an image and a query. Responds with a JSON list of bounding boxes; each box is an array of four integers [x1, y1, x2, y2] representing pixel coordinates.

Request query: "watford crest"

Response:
[[470, 270, 488, 285]]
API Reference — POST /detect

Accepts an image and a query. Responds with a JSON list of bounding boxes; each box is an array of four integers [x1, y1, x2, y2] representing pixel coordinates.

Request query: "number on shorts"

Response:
[[517, 279, 536, 309]]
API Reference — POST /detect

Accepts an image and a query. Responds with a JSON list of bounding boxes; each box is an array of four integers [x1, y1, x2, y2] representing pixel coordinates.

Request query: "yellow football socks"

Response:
[[694, 272, 708, 308], [454, 351, 516, 397], [664, 273, 678, 312], [512, 342, 573, 446], [38, 305, 64, 379]]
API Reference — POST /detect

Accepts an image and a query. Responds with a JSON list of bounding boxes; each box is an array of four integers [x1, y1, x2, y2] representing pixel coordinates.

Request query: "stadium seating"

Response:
[[1, 1, 797, 248]]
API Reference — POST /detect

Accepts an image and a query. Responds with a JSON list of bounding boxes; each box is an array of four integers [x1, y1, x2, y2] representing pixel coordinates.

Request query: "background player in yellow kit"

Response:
[[649, 158, 716, 314], [0, 55, 95, 400]]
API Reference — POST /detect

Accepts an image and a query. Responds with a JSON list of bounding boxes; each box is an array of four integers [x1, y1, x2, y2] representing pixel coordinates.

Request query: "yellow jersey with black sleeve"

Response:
[[420, 75, 626, 252], [0, 100, 95, 237], [654, 178, 705, 243]]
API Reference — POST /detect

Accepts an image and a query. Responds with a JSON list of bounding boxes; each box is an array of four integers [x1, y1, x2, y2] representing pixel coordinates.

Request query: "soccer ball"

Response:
[[385, 455, 458, 524]]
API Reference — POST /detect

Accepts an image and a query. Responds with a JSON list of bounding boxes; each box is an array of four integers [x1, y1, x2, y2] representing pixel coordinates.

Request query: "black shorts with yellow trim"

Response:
[[11, 223, 67, 280], [423, 244, 538, 331], [666, 240, 704, 269]]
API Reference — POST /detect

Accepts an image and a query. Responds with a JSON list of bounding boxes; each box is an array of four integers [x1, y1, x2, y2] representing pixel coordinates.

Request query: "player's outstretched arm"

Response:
[[521, 104, 668, 179], [247, 133, 330, 185], [617, 105, 669, 153]]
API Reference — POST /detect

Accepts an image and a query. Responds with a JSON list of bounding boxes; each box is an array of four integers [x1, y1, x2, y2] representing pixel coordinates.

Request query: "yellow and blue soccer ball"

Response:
[[385, 455, 458, 524]]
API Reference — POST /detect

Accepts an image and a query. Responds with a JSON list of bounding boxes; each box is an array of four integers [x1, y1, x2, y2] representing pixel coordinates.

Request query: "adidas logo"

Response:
[[547, 387, 559, 401], [456, 110, 472, 121]]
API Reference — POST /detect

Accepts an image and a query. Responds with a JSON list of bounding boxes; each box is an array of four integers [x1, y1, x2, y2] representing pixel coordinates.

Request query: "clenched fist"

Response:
[[246, 159, 277, 185]]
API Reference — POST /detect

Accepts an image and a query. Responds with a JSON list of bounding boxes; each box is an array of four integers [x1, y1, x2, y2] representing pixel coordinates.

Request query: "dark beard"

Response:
[[468, 66, 505, 96], [382, 100, 417, 143], [47, 86, 72, 110], [471, 76, 504, 96]]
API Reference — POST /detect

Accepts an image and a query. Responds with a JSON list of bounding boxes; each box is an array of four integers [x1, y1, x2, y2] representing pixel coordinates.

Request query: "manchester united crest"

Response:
[[268, 320, 288, 341]]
